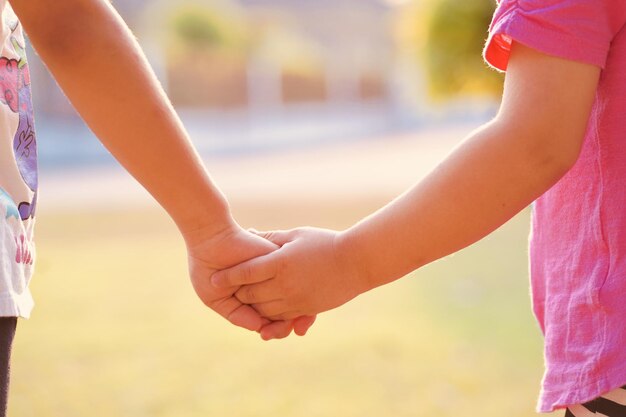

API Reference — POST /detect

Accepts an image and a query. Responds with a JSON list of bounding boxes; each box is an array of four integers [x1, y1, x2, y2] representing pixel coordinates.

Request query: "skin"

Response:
[[212, 42, 601, 332], [10, 0, 315, 339]]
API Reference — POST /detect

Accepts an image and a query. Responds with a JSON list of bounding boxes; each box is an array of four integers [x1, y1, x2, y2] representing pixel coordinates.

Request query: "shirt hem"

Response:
[[536, 361, 626, 413], [0, 291, 34, 318]]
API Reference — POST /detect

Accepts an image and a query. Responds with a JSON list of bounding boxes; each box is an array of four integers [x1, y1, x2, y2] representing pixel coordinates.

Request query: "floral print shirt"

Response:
[[0, 1, 37, 318]]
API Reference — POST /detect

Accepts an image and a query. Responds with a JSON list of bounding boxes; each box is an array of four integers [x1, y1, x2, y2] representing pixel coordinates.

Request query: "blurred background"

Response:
[[12, 0, 551, 416]]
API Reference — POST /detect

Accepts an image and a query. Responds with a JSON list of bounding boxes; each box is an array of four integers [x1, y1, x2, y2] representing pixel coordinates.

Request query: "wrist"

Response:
[[334, 229, 378, 295], [177, 195, 236, 248]]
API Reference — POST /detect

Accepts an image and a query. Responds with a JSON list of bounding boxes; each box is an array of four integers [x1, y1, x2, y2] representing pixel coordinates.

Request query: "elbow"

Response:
[[530, 136, 582, 180], [492, 116, 585, 182], [16, 1, 100, 61]]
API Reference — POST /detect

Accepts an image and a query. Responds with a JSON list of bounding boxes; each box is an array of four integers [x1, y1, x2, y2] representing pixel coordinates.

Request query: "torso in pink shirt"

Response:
[[484, 0, 626, 412]]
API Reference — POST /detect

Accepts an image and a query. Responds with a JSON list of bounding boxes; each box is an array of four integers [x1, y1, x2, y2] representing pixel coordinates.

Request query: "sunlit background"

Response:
[[12, 1, 552, 416]]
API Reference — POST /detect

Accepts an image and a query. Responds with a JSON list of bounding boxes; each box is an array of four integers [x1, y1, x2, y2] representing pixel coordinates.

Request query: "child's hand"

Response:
[[184, 224, 316, 339], [211, 227, 370, 328]]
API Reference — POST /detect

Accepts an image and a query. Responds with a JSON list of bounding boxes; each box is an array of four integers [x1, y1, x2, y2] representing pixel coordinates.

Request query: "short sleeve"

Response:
[[483, 0, 626, 72]]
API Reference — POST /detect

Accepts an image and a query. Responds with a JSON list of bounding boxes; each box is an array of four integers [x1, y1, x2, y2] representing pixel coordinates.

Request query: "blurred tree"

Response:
[[398, 0, 503, 99], [164, 3, 251, 107], [168, 4, 249, 55]]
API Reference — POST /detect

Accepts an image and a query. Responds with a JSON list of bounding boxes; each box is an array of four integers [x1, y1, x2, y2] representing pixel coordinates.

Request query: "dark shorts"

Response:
[[0, 318, 17, 417], [565, 385, 626, 417]]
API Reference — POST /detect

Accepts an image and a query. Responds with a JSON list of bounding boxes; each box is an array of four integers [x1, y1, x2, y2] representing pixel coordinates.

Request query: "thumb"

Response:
[[248, 228, 295, 247]]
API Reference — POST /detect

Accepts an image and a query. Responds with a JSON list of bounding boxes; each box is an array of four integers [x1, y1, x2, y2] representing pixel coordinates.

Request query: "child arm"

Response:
[[13, 0, 224, 235], [211, 43, 600, 334], [10, 0, 315, 337]]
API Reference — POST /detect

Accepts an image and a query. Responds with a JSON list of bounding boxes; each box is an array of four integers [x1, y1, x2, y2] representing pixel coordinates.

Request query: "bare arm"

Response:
[[342, 42, 598, 288], [12, 0, 315, 337], [12, 0, 225, 234], [211, 43, 600, 326]]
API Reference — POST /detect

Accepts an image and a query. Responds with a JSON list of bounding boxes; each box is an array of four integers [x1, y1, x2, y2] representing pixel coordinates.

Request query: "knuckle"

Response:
[[218, 271, 230, 286], [236, 285, 255, 303], [295, 226, 312, 235], [244, 286, 256, 303], [241, 264, 253, 282], [264, 230, 285, 243]]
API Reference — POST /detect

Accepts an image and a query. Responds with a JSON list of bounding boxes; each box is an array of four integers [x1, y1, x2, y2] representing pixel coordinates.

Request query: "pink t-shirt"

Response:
[[484, 0, 626, 413]]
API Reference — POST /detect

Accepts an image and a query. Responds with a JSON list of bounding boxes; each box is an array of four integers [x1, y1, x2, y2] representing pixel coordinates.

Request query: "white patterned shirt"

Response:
[[0, 1, 37, 318]]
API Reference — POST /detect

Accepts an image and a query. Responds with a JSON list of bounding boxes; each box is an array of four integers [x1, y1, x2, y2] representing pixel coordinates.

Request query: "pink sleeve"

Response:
[[484, 0, 626, 71]]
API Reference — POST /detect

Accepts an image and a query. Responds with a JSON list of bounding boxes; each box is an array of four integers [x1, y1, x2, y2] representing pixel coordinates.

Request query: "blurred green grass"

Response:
[[10, 202, 549, 417]]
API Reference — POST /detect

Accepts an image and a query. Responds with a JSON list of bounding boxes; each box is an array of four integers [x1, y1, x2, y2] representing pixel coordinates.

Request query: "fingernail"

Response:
[[210, 275, 221, 287]]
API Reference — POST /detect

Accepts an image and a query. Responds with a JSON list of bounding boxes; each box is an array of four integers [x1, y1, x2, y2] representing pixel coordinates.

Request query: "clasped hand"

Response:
[[211, 227, 369, 340]]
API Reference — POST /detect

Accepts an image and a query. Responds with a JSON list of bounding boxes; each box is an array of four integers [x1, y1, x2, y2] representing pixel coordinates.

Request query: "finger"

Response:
[[262, 310, 301, 321], [235, 281, 281, 305], [259, 320, 293, 341], [211, 253, 278, 288], [210, 296, 265, 332], [251, 300, 291, 319], [249, 229, 295, 247], [293, 315, 316, 336]]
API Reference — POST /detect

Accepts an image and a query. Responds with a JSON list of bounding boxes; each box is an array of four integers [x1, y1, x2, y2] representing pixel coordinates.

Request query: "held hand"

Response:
[[211, 227, 370, 324], [184, 223, 315, 339]]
